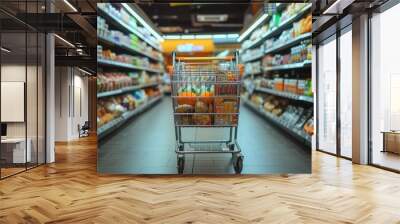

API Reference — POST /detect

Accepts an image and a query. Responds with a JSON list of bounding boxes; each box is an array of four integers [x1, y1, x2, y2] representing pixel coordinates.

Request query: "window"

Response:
[[317, 36, 337, 154], [339, 28, 352, 158], [370, 3, 400, 171]]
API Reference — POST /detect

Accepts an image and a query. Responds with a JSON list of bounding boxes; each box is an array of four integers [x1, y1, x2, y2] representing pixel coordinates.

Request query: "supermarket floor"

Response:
[[98, 97, 311, 174]]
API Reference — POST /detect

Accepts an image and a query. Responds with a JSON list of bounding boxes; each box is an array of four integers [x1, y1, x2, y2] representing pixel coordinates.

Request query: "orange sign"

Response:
[[162, 39, 215, 54]]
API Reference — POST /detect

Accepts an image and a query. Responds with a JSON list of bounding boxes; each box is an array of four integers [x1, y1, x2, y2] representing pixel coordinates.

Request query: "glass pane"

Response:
[[340, 29, 352, 158], [38, 33, 45, 165], [371, 4, 400, 171], [317, 37, 337, 154], [27, 31, 38, 169], [1, 31, 27, 177]]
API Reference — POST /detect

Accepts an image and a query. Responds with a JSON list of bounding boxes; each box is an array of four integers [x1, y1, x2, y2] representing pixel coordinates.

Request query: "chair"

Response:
[[78, 121, 90, 138]]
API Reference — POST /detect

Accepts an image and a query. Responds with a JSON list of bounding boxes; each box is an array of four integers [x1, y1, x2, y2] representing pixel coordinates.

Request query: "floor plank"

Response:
[[0, 136, 399, 223]]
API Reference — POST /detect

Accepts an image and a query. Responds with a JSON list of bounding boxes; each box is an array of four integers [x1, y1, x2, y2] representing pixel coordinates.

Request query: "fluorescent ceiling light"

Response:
[[181, 35, 195, 39], [164, 35, 181, 39], [121, 3, 164, 42], [213, 34, 227, 39], [54, 34, 75, 48], [227, 34, 239, 38], [195, 34, 212, 39], [63, 0, 78, 12], [1, 47, 11, 53], [323, 0, 354, 14], [238, 13, 268, 42], [78, 68, 93, 76]]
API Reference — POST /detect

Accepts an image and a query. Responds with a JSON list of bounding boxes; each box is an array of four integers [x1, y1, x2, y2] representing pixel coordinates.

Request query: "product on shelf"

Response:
[[246, 92, 313, 138], [241, 45, 264, 62], [97, 16, 163, 61], [304, 117, 314, 135], [241, 3, 309, 48], [244, 61, 261, 75], [98, 3, 161, 50], [97, 72, 139, 92], [97, 89, 160, 128], [97, 71, 161, 93], [98, 47, 164, 72], [255, 76, 312, 98]]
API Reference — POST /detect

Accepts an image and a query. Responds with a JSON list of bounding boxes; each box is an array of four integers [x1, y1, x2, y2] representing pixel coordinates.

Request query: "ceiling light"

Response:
[[121, 3, 164, 42], [54, 34, 75, 48], [1, 47, 11, 53], [164, 35, 181, 39], [213, 34, 227, 39], [181, 35, 195, 39], [197, 14, 228, 22], [63, 0, 78, 12], [78, 67, 93, 76], [323, 0, 354, 14], [195, 34, 212, 39], [238, 13, 268, 42], [227, 34, 239, 38]]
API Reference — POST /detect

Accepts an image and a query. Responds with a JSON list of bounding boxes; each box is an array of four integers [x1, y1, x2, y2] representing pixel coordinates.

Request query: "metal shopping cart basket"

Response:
[[171, 52, 244, 174]]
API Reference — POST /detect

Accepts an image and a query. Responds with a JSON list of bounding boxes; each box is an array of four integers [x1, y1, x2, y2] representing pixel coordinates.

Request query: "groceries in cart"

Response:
[[173, 69, 240, 126]]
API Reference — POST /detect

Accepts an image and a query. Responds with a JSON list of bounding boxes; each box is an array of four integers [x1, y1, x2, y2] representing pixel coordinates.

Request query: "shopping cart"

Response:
[[171, 52, 244, 174]]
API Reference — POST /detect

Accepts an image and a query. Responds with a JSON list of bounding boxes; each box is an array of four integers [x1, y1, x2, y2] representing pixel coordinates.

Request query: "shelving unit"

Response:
[[263, 60, 311, 72], [240, 3, 313, 147], [255, 87, 313, 103], [242, 97, 311, 147], [264, 33, 311, 55], [98, 58, 163, 73], [98, 96, 162, 139], [97, 82, 160, 98], [242, 4, 311, 50], [98, 36, 162, 62], [98, 6, 161, 51], [97, 3, 164, 139]]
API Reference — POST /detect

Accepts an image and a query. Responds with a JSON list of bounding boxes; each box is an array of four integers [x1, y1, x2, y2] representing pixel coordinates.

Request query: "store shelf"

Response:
[[97, 82, 160, 98], [98, 95, 162, 139], [98, 6, 162, 52], [264, 33, 312, 55], [98, 58, 163, 73], [98, 36, 163, 62], [263, 60, 311, 72], [244, 70, 263, 77], [241, 52, 264, 63], [255, 87, 313, 103], [242, 4, 311, 50], [242, 97, 311, 147]]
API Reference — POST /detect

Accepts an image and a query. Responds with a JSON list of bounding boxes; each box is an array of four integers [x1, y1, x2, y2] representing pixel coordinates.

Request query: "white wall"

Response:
[[54, 67, 89, 141]]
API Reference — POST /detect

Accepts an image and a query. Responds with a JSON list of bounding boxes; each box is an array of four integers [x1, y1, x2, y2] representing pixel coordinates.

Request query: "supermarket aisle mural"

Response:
[[96, 2, 312, 174]]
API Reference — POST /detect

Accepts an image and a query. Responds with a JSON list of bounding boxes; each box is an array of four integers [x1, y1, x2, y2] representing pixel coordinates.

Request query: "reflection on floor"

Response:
[[373, 150, 400, 171], [98, 97, 311, 174], [0, 167, 25, 178]]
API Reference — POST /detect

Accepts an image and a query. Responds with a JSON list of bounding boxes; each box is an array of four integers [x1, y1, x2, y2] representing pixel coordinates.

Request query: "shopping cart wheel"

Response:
[[228, 143, 235, 151], [177, 156, 185, 174], [233, 155, 243, 174]]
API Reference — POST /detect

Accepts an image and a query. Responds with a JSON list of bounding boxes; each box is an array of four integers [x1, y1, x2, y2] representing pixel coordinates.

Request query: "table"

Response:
[[1, 138, 31, 164], [381, 131, 400, 154]]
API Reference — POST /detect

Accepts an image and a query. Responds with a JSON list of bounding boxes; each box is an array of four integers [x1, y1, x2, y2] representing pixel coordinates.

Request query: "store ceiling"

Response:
[[138, 2, 253, 34]]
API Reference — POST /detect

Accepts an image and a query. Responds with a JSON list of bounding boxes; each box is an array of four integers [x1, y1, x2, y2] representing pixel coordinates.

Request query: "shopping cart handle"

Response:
[[176, 56, 235, 61]]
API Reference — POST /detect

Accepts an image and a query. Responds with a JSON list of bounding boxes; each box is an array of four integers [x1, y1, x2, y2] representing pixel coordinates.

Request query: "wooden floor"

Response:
[[0, 136, 400, 223]]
